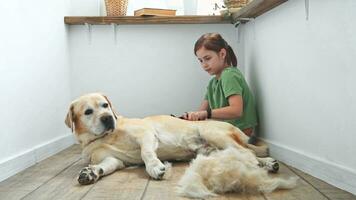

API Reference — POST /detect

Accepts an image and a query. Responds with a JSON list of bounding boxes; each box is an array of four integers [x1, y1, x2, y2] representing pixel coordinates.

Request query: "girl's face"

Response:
[[196, 47, 227, 78]]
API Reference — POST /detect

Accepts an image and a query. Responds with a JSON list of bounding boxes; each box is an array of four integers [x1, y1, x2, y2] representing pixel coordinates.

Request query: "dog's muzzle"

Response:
[[100, 115, 115, 131]]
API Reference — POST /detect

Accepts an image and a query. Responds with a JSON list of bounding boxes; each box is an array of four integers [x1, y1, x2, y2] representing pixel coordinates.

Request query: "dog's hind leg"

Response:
[[184, 134, 218, 156], [246, 144, 269, 157], [227, 128, 269, 157], [229, 134, 269, 157]]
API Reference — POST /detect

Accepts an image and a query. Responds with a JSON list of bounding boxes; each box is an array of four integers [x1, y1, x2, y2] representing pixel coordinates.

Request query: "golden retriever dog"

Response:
[[177, 147, 298, 198], [65, 93, 279, 187]]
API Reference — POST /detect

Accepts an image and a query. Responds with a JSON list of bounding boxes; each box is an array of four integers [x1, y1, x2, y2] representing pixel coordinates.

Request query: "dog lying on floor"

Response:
[[177, 147, 298, 198], [65, 93, 280, 187]]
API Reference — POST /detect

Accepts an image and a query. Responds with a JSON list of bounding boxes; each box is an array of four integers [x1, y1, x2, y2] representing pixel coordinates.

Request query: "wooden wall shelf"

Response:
[[64, 0, 287, 25], [231, 0, 287, 23], [64, 16, 231, 25]]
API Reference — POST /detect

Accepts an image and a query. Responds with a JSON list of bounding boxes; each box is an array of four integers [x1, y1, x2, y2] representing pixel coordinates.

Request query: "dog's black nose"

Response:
[[100, 115, 114, 130]]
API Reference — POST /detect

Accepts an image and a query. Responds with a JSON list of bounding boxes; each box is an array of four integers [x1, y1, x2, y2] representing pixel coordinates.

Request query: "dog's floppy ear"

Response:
[[102, 94, 118, 119], [65, 103, 75, 132]]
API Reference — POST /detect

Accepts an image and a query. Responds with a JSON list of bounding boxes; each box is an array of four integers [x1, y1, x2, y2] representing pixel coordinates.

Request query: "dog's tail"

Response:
[[258, 176, 299, 193]]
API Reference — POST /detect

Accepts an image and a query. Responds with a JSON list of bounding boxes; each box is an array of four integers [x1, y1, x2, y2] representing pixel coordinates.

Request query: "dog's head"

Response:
[[65, 93, 118, 136]]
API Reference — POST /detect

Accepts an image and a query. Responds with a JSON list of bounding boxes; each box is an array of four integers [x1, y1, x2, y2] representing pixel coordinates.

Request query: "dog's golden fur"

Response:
[[65, 93, 296, 197]]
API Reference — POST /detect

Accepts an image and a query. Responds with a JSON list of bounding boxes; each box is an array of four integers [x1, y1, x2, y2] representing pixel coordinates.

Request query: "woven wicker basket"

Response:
[[105, 0, 128, 16], [224, 0, 249, 8]]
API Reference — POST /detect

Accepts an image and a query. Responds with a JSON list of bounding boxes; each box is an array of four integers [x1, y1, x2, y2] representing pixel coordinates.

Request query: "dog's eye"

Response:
[[103, 103, 109, 108], [84, 109, 93, 115]]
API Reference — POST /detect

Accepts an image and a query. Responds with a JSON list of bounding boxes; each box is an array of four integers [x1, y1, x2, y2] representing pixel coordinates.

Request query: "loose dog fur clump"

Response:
[[177, 147, 298, 199]]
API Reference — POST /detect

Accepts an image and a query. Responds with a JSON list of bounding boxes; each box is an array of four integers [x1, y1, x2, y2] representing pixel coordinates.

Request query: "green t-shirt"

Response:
[[204, 67, 258, 130]]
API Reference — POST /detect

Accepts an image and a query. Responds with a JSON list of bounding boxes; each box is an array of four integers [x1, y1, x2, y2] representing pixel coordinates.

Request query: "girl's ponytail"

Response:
[[227, 45, 237, 67]]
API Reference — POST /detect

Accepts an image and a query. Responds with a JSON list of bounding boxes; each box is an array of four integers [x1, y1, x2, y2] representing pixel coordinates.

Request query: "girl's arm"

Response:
[[184, 95, 243, 121], [182, 100, 209, 120], [211, 94, 243, 119]]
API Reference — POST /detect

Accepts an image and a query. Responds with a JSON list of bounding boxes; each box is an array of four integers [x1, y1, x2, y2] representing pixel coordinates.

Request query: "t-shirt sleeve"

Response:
[[221, 71, 243, 98]]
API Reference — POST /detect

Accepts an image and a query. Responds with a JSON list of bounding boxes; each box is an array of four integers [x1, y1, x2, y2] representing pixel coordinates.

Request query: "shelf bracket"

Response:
[[97, 0, 102, 16], [305, 0, 309, 20], [85, 23, 92, 44], [234, 21, 241, 28], [111, 23, 118, 44], [236, 23, 241, 43], [234, 18, 254, 28], [234, 18, 254, 43]]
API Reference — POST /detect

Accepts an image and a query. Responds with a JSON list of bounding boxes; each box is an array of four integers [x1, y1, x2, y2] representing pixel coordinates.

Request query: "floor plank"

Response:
[[142, 162, 190, 200], [21, 159, 93, 200], [263, 163, 328, 200], [81, 166, 149, 200], [0, 145, 81, 200], [288, 166, 356, 200]]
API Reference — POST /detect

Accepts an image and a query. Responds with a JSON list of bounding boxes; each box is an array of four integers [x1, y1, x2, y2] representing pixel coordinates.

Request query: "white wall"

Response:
[[70, 0, 181, 16], [2, 0, 355, 195], [69, 0, 216, 16], [0, 0, 74, 181], [239, 0, 356, 194], [68, 24, 238, 118]]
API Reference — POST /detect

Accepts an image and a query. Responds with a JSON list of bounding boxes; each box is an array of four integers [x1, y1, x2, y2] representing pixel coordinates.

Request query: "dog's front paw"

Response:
[[146, 162, 166, 180], [78, 166, 103, 185]]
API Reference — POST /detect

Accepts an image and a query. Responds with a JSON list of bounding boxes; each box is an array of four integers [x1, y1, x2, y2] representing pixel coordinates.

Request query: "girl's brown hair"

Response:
[[194, 33, 237, 67]]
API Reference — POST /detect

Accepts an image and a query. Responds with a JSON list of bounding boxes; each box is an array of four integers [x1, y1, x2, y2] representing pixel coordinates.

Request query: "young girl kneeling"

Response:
[[183, 33, 258, 143]]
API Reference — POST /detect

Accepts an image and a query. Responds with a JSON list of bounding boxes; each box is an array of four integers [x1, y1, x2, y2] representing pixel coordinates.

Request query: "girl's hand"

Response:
[[182, 111, 207, 121]]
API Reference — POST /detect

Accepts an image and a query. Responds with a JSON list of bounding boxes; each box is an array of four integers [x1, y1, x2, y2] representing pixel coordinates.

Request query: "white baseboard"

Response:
[[0, 133, 75, 182], [263, 139, 356, 195]]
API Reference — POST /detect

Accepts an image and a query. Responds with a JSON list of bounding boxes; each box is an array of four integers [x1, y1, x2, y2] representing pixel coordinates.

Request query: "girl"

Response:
[[183, 33, 258, 143]]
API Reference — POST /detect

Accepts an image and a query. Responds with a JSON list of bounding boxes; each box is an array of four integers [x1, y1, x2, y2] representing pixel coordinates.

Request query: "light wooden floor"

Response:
[[0, 145, 355, 200]]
